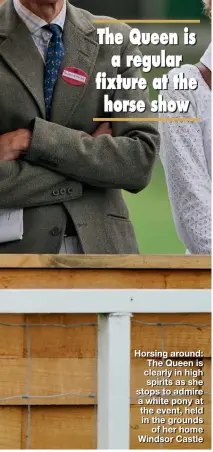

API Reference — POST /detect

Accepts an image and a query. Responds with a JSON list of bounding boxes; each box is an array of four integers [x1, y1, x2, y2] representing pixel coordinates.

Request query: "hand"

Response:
[[92, 122, 112, 137], [0, 129, 32, 161]]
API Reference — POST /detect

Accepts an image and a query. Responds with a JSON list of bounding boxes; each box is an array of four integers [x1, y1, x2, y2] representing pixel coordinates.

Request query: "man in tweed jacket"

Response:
[[0, 0, 160, 254]]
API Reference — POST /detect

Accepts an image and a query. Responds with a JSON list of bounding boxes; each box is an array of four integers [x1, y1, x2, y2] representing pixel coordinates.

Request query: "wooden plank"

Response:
[[0, 313, 210, 358], [20, 406, 96, 449], [0, 313, 97, 358], [131, 313, 211, 358], [0, 269, 210, 289], [0, 255, 211, 269], [0, 407, 21, 449], [0, 404, 209, 449], [0, 358, 210, 406], [0, 358, 96, 406], [203, 359, 211, 393], [130, 397, 211, 449], [131, 358, 211, 403], [0, 315, 24, 358]]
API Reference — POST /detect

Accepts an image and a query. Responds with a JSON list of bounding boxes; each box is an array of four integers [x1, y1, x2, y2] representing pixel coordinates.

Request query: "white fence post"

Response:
[[97, 312, 131, 449]]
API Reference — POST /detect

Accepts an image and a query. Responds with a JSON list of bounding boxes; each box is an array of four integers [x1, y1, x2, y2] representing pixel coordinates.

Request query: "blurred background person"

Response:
[[159, 0, 211, 254]]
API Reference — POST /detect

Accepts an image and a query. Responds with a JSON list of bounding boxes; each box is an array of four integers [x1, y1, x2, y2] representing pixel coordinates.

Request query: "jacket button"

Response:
[[52, 189, 59, 196], [60, 188, 66, 195], [51, 227, 61, 236], [67, 188, 73, 194]]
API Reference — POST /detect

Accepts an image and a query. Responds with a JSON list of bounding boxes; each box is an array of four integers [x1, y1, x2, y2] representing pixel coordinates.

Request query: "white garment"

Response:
[[0, 210, 23, 243], [159, 44, 212, 254], [59, 236, 83, 254]]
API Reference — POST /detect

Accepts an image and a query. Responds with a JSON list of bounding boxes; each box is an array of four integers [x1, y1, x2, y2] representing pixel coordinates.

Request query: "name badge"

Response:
[[62, 67, 88, 85]]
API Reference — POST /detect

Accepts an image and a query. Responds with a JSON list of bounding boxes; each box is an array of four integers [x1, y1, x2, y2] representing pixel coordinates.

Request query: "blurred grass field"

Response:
[[123, 161, 185, 254], [123, 23, 211, 254]]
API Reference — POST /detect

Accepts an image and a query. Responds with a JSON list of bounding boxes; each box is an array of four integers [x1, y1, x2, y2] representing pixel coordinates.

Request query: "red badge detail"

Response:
[[62, 67, 88, 85]]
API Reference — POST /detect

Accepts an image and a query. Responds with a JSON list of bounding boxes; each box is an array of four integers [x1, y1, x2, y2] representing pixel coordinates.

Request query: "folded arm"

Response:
[[25, 42, 160, 192], [0, 159, 82, 209]]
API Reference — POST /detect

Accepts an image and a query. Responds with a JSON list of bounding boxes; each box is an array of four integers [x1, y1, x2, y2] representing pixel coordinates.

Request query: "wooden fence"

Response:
[[0, 255, 211, 449]]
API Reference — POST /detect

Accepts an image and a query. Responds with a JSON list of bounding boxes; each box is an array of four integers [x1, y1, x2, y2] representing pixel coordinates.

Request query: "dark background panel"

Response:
[[71, 0, 205, 19], [71, 0, 140, 18]]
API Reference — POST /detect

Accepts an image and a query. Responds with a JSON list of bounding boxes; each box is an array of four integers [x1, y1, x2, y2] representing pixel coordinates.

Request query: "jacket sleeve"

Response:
[[25, 41, 160, 192], [0, 159, 83, 209]]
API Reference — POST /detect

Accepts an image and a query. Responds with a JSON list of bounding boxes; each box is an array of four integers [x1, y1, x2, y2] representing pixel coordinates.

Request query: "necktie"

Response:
[[43, 24, 65, 120]]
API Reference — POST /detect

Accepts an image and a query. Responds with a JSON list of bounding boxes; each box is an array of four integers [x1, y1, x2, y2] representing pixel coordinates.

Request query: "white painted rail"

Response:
[[0, 289, 210, 313], [0, 288, 211, 449]]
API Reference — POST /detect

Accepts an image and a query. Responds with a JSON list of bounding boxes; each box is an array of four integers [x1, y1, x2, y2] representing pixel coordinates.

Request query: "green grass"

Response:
[[123, 161, 186, 254]]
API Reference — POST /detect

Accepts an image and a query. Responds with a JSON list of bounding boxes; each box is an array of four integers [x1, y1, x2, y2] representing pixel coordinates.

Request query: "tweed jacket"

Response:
[[0, 0, 160, 253]]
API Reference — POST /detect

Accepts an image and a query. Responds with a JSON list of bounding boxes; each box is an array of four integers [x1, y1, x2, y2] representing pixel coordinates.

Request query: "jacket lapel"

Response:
[[0, 0, 99, 124], [50, 3, 99, 125], [0, 2, 46, 118]]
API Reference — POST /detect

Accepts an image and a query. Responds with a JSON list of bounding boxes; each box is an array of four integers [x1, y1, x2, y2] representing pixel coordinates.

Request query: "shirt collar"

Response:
[[200, 43, 212, 72], [13, 0, 67, 34]]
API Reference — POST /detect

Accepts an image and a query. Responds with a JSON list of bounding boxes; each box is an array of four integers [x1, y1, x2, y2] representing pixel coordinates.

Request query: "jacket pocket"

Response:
[[107, 213, 130, 221], [106, 215, 139, 254]]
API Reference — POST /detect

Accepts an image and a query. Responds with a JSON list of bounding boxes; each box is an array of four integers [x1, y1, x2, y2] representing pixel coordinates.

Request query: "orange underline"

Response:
[[93, 19, 201, 24], [93, 118, 200, 122]]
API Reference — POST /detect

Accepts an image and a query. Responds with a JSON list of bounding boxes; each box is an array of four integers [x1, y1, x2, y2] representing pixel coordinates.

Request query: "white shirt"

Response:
[[159, 46, 212, 254], [13, 0, 66, 61]]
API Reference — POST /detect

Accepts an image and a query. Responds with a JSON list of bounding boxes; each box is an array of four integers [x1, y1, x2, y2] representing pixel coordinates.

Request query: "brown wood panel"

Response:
[[0, 358, 96, 406], [130, 397, 211, 449], [203, 359, 211, 393], [0, 313, 97, 358], [0, 268, 210, 289], [0, 404, 210, 449], [0, 315, 24, 358], [0, 313, 210, 358], [21, 406, 96, 449], [0, 255, 211, 269], [0, 358, 210, 406], [131, 358, 211, 398], [131, 313, 211, 357], [0, 407, 22, 449]]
